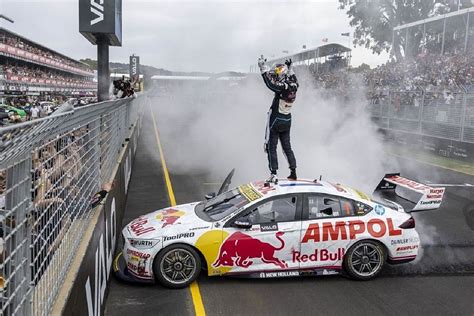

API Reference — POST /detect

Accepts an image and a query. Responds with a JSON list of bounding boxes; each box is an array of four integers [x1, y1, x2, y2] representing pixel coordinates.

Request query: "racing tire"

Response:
[[153, 244, 201, 289], [343, 240, 386, 280]]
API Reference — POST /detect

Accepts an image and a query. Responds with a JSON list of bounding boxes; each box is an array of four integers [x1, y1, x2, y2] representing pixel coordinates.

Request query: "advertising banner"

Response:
[[129, 55, 140, 82], [79, 0, 123, 46]]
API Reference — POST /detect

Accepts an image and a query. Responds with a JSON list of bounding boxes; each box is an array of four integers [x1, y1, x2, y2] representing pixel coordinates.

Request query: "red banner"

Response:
[[0, 44, 94, 76]]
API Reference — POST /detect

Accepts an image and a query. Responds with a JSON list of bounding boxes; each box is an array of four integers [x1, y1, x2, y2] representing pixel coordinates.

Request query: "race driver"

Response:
[[258, 56, 299, 183]]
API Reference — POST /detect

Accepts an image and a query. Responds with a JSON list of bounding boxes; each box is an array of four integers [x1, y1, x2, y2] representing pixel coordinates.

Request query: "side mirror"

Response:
[[232, 219, 252, 229], [205, 192, 216, 200]]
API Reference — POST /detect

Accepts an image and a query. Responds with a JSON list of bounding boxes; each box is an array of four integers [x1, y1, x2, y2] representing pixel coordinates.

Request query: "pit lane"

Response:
[[104, 97, 474, 315]]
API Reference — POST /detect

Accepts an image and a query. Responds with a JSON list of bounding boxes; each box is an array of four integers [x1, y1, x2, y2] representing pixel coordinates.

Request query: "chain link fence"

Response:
[[369, 90, 474, 143], [0, 97, 140, 315]]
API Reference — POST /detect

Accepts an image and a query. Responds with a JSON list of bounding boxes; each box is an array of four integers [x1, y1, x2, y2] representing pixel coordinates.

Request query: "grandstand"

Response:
[[0, 27, 96, 104], [250, 43, 351, 73], [393, 7, 474, 57]]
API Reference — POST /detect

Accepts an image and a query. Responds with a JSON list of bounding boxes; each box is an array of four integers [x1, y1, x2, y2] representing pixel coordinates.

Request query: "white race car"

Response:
[[113, 172, 445, 288]]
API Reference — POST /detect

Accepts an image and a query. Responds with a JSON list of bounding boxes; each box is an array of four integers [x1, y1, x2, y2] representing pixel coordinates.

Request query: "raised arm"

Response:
[[261, 72, 288, 93], [258, 56, 288, 93]]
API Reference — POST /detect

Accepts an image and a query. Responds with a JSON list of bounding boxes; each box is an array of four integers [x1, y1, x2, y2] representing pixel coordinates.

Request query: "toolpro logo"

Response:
[[156, 209, 185, 228], [213, 232, 288, 269], [90, 0, 104, 26]]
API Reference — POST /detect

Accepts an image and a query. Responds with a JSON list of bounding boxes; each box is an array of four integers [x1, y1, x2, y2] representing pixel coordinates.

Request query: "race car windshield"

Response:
[[200, 189, 250, 221]]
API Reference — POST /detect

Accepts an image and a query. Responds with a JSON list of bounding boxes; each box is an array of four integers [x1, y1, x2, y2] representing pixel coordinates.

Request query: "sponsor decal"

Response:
[[156, 209, 185, 228], [292, 248, 345, 263], [260, 223, 278, 232], [301, 218, 402, 243], [386, 175, 431, 192], [189, 226, 211, 231], [420, 200, 442, 206], [374, 204, 385, 215], [213, 231, 288, 269], [126, 248, 151, 277], [396, 245, 418, 252], [129, 239, 153, 248], [322, 269, 339, 275], [163, 232, 195, 242], [259, 271, 299, 278], [126, 259, 150, 277], [239, 184, 263, 201], [129, 217, 155, 236], [390, 237, 419, 245], [126, 249, 151, 259]]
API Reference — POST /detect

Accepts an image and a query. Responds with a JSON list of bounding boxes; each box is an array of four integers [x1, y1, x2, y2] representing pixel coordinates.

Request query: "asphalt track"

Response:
[[105, 96, 474, 316]]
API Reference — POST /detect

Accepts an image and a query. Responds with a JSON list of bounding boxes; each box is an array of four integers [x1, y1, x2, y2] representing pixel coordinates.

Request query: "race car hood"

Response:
[[125, 202, 210, 239]]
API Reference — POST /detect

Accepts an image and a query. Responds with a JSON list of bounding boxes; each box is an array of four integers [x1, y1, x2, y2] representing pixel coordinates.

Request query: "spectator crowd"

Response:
[[364, 52, 474, 92], [306, 51, 474, 94], [2, 64, 95, 88], [1, 31, 92, 73]]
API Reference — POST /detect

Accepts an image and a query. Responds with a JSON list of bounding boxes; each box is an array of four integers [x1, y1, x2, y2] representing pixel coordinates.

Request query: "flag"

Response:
[[282, 50, 289, 54], [341, 32, 350, 37], [302, 45, 306, 49], [322, 38, 328, 43]]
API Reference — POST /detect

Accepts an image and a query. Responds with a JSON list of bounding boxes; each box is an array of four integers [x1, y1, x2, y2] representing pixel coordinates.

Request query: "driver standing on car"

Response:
[[258, 56, 299, 183]]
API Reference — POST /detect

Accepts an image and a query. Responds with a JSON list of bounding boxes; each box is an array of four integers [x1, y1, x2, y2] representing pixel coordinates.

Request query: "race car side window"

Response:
[[306, 195, 356, 219], [246, 195, 298, 224], [354, 201, 373, 215]]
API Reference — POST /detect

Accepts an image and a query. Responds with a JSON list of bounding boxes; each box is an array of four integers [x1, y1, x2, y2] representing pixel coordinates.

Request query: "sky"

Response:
[[1, 0, 389, 73]]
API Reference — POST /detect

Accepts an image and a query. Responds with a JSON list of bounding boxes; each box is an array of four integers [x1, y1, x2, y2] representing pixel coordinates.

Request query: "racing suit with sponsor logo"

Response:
[[262, 72, 298, 173]]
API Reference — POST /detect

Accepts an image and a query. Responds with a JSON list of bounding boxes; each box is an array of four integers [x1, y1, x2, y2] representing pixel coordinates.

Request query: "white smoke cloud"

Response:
[[145, 70, 399, 194]]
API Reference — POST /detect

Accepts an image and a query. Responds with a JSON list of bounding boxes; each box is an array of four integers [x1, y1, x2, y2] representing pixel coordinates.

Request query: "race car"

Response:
[[113, 172, 445, 288]]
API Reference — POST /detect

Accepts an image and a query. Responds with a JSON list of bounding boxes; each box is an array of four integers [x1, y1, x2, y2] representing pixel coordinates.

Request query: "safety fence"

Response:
[[0, 97, 139, 315], [368, 90, 474, 144]]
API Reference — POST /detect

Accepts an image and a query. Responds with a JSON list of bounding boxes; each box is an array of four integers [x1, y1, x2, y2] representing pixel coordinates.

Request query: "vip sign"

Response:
[[79, 0, 122, 46]]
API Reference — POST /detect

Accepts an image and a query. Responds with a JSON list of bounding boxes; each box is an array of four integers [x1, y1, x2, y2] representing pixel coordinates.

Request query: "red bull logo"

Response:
[[292, 248, 345, 263], [129, 217, 155, 236], [156, 209, 185, 228], [213, 231, 288, 269]]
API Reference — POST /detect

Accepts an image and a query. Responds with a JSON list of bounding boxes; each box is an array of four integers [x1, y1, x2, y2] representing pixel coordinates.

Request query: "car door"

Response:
[[217, 194, 303, 276], [298, 194, 358, 271]]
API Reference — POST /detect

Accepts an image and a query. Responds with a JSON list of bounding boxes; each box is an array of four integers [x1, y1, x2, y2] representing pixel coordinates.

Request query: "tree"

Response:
[[338, 0, 472, 61]]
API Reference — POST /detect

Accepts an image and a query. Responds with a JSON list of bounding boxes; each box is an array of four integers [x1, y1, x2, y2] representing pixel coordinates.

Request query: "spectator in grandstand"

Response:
[[31, 104, 40, 120], [258, 56, 299, 182]]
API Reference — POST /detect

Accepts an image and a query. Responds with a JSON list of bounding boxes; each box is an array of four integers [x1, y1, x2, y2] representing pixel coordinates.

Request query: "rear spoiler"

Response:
[[374, 173, 445, 212]]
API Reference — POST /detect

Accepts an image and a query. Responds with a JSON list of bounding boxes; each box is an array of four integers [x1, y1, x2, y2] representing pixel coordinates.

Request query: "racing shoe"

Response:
[[287, 169, 297, 181], [266, 173, 278, 185]]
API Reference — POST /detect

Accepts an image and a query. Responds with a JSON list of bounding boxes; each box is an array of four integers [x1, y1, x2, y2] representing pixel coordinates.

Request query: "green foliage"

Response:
[[338, 0, 473, 60], [80, 58, 97, 69]]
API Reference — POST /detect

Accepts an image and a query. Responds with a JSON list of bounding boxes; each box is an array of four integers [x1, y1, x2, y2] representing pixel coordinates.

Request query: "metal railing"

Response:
[[368, 90, 474, 143], [0, 97, 140, 315]]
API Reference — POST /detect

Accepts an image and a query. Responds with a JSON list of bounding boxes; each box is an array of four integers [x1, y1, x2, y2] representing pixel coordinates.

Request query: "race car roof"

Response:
[[241, 179, 371, 203]]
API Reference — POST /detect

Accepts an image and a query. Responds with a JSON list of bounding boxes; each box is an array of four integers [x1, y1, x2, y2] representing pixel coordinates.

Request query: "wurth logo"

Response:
[[90, 0, 104, 25]]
